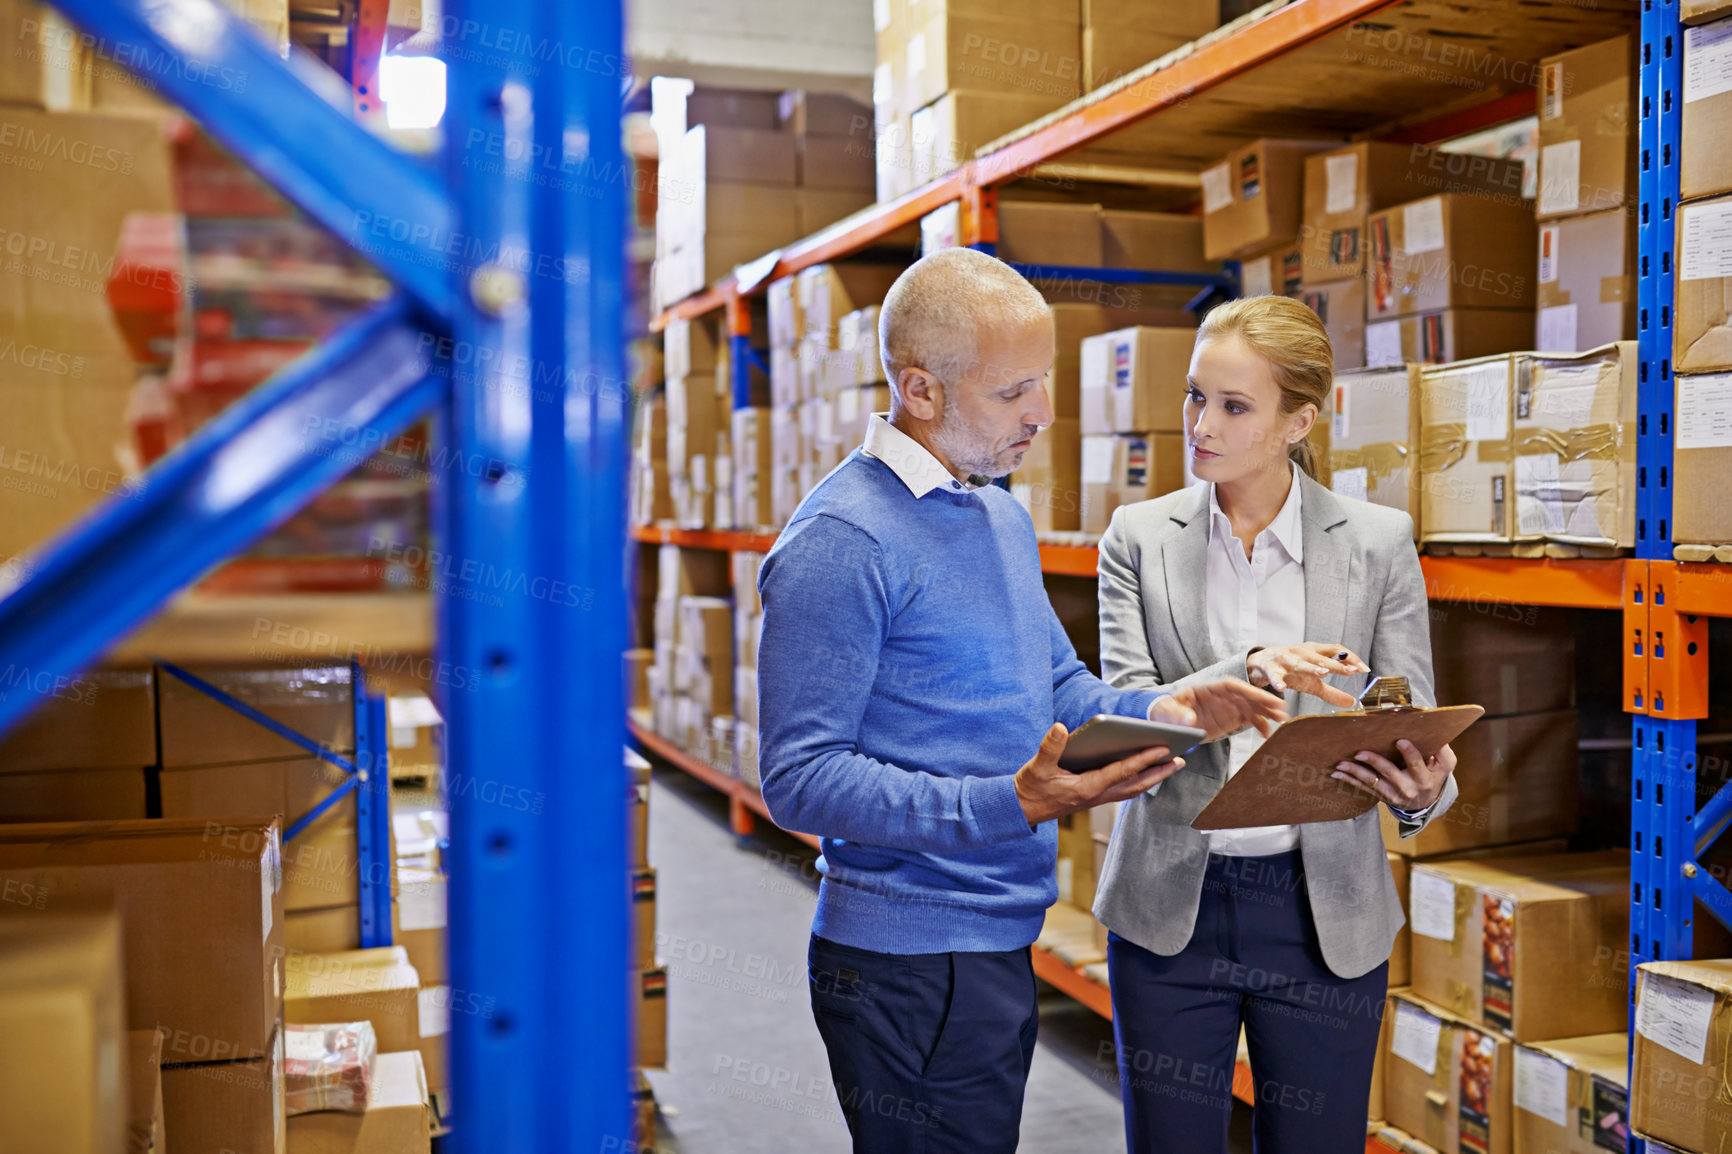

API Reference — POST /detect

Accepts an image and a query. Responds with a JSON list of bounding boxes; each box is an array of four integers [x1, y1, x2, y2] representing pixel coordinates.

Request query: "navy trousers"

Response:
[[1107, 850, 1388, 1154], [808, 934, 1039, 1154]]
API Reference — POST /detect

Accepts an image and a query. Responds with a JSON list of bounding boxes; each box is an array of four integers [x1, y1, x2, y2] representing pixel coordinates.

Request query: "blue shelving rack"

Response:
[[0, 0, 631, 1148]]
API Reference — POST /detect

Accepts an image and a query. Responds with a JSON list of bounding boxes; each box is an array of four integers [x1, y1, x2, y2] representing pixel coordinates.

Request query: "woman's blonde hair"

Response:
[[1194, 295, 1333, 481]]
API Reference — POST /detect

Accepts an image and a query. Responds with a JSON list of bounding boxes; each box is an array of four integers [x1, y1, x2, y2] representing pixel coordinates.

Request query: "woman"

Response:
[[1092, 295, 1459, 1153]]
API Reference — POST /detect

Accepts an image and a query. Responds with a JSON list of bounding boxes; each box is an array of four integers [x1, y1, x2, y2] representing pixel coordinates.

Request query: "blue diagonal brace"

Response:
[[52, 0, 456, 321], [0, 296, 445, 738], [1694, 869, 1732, 936], [1698, 774, 1732, 856], [158, 661, 358, 775], [285, 773, 361, 841]]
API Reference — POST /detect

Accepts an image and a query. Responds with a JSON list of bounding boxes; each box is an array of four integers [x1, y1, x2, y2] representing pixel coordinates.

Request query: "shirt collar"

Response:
[[861, 413, 985, 498], [1208, 461, 1305, 562]]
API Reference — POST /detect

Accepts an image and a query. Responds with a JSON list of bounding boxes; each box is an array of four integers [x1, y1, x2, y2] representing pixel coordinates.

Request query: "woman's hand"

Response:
[[1246, 643, 1369, 707], [1332, 740, 1456, 813], [1150, 681, 1287, 742]]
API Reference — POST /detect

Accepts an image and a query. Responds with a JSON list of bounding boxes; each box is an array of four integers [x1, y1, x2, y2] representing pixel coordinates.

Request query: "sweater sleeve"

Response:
[[756, 514, 1036, 851], [1049, 601, 1162, 730]]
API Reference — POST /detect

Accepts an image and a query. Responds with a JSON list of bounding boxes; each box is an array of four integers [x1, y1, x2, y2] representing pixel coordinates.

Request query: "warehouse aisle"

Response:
[[643, 765, 1257, 1153]]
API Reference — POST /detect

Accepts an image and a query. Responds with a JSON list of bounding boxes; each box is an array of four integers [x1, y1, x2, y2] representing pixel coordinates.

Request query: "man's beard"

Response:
[[932, 404, 1019, 479]]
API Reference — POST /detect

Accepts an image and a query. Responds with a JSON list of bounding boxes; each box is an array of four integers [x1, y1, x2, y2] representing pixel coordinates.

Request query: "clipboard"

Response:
[[1190, 677, 1483, 831]]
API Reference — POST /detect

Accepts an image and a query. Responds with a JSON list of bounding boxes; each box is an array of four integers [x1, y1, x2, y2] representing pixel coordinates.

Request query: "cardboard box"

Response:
[[160, 757, 358, 911], [632, 866, 658, 968], [1383, 990, 1514, 1154], [767, 277, 802, 348], [1080, 432, 1186, 533], [1082, 26, 1190, 91], [1631, 959, 1732, 1151], [796, 264, 902, 344], [0, 667, 155, 771], [1674, 369, 1732, 544], [1366, 194, 1537, 319], [0, 910, 127, 1154], [1675, 193, 1732, 373], [1297, 277, 1365, 370], [157, 665, 354, 768], [127, 1028, 165, 1154], [684, 86, 783, 132], [393, 868, 447, 985], [1537, 209, 1636, 352], [1512, 1033, 1629, 1154], [1365, 308, 1536, 368], [1078, 327, 1194, 434], [1428, 603, 1575, 717], [1536, 35, 1636, 217], [678, 124, 798, 187], [0, 766, 147, 822], [1100, 210, 1208, 272], [285, 947, 422, 1056], [663, 317, 717, 380], [1011, 417, 1082, 532], [1201, 139, 1336, 261], [1238, 242, 1302, 300], [1511, 342, 1638, 550], [798, 134, 876, 191], [161, 1026, 285, 1154], [1407, 851, 1628, 1041], [1686, 0, 1732, 22], [657, 545, 730, 599], [635, 965, 669, 1069], [1301, 142, 1527, 283], [1419, 353, 1522, 544], [413, 985, 449, 1098], [779, 89, 874, 139], [1381, 709, 1580, 857], [1683, 18, 1732, 200], [284, 1050, 429, 1154], [904, 11, 1081, 110], [1327, 365, 1420, 530], [796, 187, 875, 234], [0, 818, 282, 1059], [0, 1, 90, 109], [286, 904, 360, 953], [996, 201, 1104, 267]]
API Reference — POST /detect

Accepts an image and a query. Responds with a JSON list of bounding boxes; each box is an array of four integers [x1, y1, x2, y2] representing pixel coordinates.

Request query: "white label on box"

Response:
[[1241, 256, 1273, 298], [1637, 973, 1716, 1064], [873, 61, 892, 106], [1464, 364, 1510, 443], [906, 33, 926, 78], [1513, 1048, 1570, 1127], [1332, 380, 1350, 441], [1082, 437, 1114, 484], [399, 877, 448, 931], [1537, 304, 1578, 353], [1403, 198, 1445, 255], [838, 386, 861, 426], [1680, 200, 1732, 281], [1685, 21, 1732, 103], [1678, 373, 1732, 449], [1410, 870, 1457, 941], [1391, 1002, 1443, 1076], [873, 0, 890, 31], [1332, 467, 1369, 503], [1543, 61, 1564, 119], [1365, 321, 1403, 368], [1538, 224, 1560, 284], [388, 692, 443, 729], [1534, 363, 1602, 426], [1538, 141, 1581, 216], [1080, 335, 1108, 392], [285, 1028, 330, 1063], [1201, 164, 1232, 213], [419, 985, 453, 1039], [1516, 453, 1565, 535], [1325, 152, 1359, 215]]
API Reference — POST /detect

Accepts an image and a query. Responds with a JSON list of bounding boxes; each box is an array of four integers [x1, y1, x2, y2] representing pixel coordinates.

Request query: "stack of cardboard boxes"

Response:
[[1073, 327, 1194, 533], [661, 317, 733, 529], [1080, 0, 1219, 93], [732, 552, 767, 789], [627, 749, 668, 1076], [1671, 12, 1732, 556], [647, 545, 735, 770], [653, 86, 876, 309]]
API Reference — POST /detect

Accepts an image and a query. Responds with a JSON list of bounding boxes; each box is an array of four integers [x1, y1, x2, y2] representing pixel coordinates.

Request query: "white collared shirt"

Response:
[[1205, 463, 1307, 857], [861, 413, 984, 498]]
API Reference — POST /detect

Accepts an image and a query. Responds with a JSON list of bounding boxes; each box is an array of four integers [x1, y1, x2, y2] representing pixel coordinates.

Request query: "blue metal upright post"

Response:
[[439, 0, 632, 1149], [354, 672, 394, 949]]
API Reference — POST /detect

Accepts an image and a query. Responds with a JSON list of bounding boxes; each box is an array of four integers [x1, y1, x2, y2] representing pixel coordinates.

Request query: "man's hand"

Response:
[[1150, 680, 1288, 742], [1246, 643, 1369, 707], [1014, 723, 1181, 827], [1332, 740, 1456, 812]]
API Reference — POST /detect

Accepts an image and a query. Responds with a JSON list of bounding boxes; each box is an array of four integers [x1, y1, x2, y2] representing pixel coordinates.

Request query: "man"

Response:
[[757, 248, 1286, 1153]]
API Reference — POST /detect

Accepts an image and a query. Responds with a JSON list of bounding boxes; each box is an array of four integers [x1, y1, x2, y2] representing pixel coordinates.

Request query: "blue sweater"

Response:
[[757, 449, 1164, 954]]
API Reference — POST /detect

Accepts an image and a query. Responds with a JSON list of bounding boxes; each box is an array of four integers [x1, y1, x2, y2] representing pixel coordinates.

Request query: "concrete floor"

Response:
[[641, 765, 1256, 1153]]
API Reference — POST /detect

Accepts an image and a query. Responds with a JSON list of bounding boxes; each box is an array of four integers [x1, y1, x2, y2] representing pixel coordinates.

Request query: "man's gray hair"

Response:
[[877, 247, 1051, 393]]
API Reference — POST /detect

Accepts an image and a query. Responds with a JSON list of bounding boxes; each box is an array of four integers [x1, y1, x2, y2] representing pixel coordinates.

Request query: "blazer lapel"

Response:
[[1160, 485, 1214, 673], [1301, 475, 1352, 666]]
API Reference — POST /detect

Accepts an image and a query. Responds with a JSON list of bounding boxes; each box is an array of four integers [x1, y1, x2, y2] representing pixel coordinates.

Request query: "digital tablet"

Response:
[[1056, 715, 1208, 773]]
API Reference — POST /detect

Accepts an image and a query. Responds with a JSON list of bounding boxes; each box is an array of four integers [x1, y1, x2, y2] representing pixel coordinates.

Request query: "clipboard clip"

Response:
[[1357, 675, 1417, 712]]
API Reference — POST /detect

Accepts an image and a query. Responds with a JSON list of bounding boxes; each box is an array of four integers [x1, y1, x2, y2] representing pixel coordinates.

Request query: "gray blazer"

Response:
[[1092, 474, 1459, 980]]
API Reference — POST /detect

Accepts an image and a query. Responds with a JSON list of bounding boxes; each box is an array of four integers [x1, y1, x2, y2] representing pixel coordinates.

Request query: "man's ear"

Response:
[[896, 367, 942, 423]]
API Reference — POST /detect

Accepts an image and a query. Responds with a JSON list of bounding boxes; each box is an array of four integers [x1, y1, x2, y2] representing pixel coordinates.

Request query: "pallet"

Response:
[[1424, 541, 1625, 559]]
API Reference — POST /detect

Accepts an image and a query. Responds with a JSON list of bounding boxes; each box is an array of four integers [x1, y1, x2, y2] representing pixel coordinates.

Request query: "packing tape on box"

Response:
[[1600, 274, 1631, 304], [1513, 422, 1624, 462], [1329, 441, 1409, 483], [1420, 424, 1513, 472], [1488, 716, 1510, 841]]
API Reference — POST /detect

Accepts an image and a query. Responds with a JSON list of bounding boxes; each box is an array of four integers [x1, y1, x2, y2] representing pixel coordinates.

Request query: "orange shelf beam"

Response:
[[1663, 561, 1732, 619], [1038, 543, 1100, 578], [630, 525, 780, 553], [1030, 942, 1114, 1018], [1419, 556, 1626, 610], [627, 716, 821, 851]]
